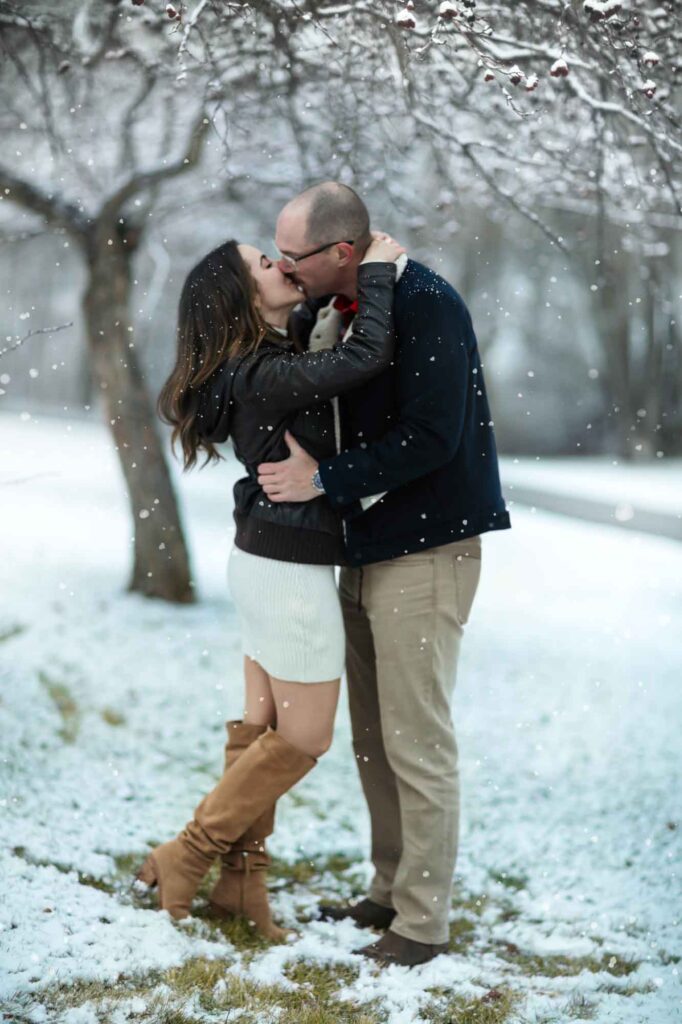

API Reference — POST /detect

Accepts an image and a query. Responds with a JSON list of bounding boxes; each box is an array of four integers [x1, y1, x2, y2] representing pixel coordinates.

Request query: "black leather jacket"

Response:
[[196, 260, 396, 564]]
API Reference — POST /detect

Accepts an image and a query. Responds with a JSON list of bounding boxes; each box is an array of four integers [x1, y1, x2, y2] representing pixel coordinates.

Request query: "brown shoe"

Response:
[[136, 728, 315, 920], [354, 929, 449, 967], [318, 897, 396, 930]]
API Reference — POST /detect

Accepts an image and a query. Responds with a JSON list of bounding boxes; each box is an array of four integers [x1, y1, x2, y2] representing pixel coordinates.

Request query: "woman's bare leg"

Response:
[[243, 656, 277, 727], [242, 658, 340, 756], [268, 676, 341, 759]]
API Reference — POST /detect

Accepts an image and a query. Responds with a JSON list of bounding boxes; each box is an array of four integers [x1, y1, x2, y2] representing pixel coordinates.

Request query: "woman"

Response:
[[140, 232, 404, 938]]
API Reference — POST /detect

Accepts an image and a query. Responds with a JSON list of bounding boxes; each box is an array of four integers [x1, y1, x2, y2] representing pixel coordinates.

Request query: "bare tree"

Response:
[[186, 0, 681, 458], [0, 3, 219, 600], [1, 0, 679, 597]]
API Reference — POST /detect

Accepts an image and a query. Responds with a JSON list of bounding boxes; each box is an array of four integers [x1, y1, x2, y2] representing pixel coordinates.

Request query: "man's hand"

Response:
[[258, 431, 319, 502]]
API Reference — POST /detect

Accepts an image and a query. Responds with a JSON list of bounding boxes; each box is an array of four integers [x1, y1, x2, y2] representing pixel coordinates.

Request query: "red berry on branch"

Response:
[[438, 1, 458, 20], [396, 2, 417, 30]]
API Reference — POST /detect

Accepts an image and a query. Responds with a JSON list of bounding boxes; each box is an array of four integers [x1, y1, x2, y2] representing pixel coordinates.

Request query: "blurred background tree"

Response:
[[1, 0, 679, 599]]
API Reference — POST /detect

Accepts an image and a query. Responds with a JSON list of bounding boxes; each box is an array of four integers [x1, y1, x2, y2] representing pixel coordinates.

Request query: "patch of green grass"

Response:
[[494, 942, 640, 979], [423, 984, 520, 1024], [9, 977, 148, 1022], [284, 960, 360, 997], [564, 991, 598, 1019], [452, 889, 521, 925], [599, 953, 640, 976], [597, 980, 657, 997], [101, 707, 126, 726], [7, 926, 652, 1024], [164, 957, 233, 999], [38, 671, 80, 742], [113, 851, 143, 875], [489, 869, 528, 892], [77, 872, 116, 894], [12, 950, 381, 1024], [498, 906, 521, 923], [144, 1010, 204, 1024], [276, 960, 380, 1024], [271, 859, 324, 886], [193, 904, 273, 951], [271, 853, 358, 888], [150, 958, 381, 1024], [449, 915, 477, 953], [278, 1003, 381, 1024], [452, 890, 491, 916]]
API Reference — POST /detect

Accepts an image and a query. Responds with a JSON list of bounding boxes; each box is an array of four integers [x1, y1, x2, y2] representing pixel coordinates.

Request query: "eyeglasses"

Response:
[[275, 238, 354, 271]]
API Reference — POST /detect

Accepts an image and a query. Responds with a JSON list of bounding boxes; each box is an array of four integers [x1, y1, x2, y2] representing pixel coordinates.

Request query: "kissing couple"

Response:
[[146, 181, 510, 968]]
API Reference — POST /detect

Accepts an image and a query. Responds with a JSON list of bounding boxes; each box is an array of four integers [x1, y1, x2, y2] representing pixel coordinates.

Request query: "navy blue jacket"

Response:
[[292, 259, 510, 566]]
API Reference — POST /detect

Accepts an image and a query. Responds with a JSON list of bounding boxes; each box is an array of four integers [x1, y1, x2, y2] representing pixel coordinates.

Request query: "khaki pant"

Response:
[[339, 537, 482, 944]]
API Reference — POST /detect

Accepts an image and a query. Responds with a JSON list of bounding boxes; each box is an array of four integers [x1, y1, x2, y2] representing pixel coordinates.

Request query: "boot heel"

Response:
[[135, 856, 158, 888]]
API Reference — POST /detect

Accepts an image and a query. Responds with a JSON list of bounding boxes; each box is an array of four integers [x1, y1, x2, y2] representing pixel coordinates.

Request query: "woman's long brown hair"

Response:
[[158, 240, 268, 470]]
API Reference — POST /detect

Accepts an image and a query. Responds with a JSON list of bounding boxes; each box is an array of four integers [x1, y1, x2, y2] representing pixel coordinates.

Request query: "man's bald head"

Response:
[[275, 181, 372, 299], [282, 181, 372, 250]]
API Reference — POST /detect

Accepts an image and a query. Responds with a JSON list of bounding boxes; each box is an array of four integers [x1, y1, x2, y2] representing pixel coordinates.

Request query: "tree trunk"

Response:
[[636, 262, 663, 460], [593, 258, 635, 461], [82, 220, 195, 603]]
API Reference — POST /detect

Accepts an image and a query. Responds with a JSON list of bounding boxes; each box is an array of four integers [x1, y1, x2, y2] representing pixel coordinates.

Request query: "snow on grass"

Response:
[[1, 410, 681, 1023]]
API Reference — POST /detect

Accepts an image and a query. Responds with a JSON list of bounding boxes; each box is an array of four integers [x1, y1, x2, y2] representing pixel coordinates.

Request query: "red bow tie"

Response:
[[333, 295, 359, 324]]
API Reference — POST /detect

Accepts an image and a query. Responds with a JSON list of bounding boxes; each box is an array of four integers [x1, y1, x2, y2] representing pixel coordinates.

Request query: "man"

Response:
[[258, 182, 510, 967]]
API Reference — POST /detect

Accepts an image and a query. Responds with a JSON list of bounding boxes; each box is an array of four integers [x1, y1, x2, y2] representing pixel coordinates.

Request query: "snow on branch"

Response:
[[0, 321, 74, 360], [173, 0, 681, 230], [0, 1, 678, 253]]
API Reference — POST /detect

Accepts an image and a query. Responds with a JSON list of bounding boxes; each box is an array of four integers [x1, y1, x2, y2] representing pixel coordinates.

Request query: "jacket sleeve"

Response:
[[317, 287, 471, 510], [231, 262, 396, 411]]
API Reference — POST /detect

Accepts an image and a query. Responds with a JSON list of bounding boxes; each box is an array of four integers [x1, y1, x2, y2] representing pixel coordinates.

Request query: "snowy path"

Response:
[[1, 411, 680, 1024], [501, 456, 682, 542]]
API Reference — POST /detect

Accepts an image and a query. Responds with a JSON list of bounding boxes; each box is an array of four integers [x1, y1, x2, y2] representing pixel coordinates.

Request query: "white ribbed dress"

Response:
[[227, 546, 345, 683], [226, 260, 407, 684]]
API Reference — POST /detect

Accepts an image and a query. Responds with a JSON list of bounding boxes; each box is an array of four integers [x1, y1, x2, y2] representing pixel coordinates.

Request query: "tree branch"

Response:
[[0, 321, 74, 360], [0, 168, 89, 236], [99, 108, 213, 221]]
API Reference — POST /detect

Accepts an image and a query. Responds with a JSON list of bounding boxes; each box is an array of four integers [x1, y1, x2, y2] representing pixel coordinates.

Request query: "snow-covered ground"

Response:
[[1, 410, 680, 1024], [500, 455, 682, 519]]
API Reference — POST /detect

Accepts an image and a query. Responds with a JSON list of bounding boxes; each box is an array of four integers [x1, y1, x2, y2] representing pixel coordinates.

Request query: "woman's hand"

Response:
[[361, 231, 407, 265]]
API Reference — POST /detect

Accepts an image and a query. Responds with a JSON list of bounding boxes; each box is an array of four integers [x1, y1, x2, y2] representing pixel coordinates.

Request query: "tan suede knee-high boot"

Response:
[[208, 721, 289, 940], [136, 727, 315, 920]]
